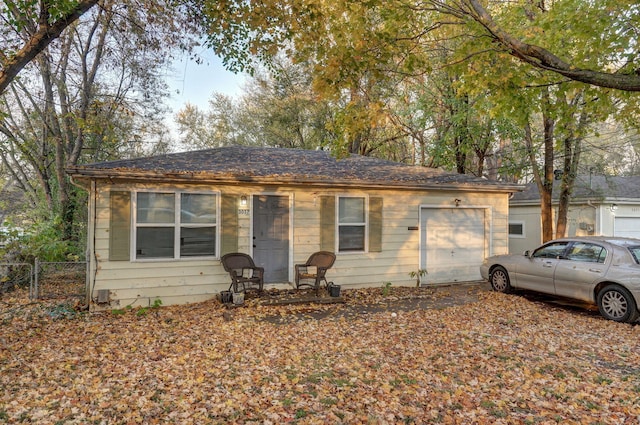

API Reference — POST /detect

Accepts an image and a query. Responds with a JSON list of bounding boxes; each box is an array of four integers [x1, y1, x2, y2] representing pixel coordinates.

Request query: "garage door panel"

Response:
[[614, 217, 640, 238], [421, 208, 486, 283]]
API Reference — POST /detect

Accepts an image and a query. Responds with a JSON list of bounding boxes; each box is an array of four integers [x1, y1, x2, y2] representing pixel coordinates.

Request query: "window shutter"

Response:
[[320, 196, 335, 252], [221, 194, 238, 255], [109, 191, 131, 261], [369, 197, 383, 252]]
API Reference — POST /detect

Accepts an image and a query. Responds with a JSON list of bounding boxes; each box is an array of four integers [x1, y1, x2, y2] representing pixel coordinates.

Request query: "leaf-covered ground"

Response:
[[1, 285, 640, 424]]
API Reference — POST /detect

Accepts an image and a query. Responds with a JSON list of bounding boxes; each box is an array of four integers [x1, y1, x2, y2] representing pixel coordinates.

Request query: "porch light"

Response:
[[610, 203, 618, 212], [240, 195, 248, 207], [454, 198, 461, 207]]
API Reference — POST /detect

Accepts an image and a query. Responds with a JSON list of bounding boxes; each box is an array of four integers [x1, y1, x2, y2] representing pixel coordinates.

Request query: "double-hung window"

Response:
[[338, 196, 366, 252], [135, 191, 217, 259]]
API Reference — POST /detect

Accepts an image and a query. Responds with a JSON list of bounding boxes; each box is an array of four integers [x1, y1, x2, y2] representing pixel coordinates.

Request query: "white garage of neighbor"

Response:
[[509, 175, 640, 253]]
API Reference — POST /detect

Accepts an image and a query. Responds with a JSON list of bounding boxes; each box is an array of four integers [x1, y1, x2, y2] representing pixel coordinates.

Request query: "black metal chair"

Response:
[[221, 253, 264, 293], [295, 251, 336, 296]]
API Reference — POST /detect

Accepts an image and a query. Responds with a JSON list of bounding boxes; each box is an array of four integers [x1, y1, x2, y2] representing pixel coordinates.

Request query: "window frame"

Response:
[[336, 194, 368, 254], [565, 242, 607, 264], [508, 221, 525, 238], [132, 189, 220, 261], [531, 241, 570, 259], [629, 245, 640, 265]]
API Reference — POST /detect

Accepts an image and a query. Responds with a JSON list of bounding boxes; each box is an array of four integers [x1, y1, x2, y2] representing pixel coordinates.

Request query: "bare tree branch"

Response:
[[0, 0, 99, 94], [456, 0, 640, 91]]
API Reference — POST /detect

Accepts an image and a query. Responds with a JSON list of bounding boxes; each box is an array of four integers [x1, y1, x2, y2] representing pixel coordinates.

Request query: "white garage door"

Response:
[[614, 217, 640, 238], [420, 208, 486, 284]]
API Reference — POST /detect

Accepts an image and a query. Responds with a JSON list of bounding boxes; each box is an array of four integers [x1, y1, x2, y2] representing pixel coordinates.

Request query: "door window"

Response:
[[531, 242, 570, 259], [566, 242, 607, 263]]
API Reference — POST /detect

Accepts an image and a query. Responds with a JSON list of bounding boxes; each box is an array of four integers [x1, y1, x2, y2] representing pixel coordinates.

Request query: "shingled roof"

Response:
[[512, 175, 640, 203], [67, 146, 522, 192]]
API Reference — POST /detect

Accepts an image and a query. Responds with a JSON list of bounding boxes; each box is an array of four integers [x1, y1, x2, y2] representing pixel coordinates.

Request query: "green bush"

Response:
[[1, 217, 84, 263]]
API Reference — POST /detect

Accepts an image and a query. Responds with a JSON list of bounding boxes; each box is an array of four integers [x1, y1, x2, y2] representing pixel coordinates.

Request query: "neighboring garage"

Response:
[[420, 207, 488, 283], [614, 216, 640, 238], [509, 175, 640, 253]]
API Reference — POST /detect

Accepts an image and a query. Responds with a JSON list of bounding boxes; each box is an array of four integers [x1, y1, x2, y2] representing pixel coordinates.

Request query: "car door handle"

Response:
[[543, 262, 554, 267], [588, 268, 602, 273]]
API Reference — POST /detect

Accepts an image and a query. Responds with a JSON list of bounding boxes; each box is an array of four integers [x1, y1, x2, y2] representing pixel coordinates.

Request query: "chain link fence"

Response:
[[0, 263, 33, 297], [0, 260, 86, 302]]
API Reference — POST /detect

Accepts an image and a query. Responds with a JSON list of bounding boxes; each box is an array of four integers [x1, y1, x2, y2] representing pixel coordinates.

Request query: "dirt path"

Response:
[[259, 281, 491, 323]]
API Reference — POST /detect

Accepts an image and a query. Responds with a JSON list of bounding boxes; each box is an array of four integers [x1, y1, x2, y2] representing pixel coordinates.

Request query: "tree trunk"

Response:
[[540, 90, 556, 243], [555, 109, 587, 238], [540, 114, 554, 242], [454, 134, 467, 174], [524, 92, 555, 244], [474, 119, 493, 177]]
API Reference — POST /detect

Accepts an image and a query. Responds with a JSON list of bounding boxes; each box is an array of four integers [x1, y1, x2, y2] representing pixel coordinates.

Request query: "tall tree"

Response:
[[450, 0, 640, 91], [176, 59, 335, 150], [445, 0, 637, 240], [195, 0, 640, 91], [0, 0, 191, 240], [194, 0, 638, 245], [0, 0, 99, 94]]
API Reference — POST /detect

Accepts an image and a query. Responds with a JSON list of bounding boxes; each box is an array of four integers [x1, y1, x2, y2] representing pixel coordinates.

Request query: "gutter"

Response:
[[66, 169, 525, 194]]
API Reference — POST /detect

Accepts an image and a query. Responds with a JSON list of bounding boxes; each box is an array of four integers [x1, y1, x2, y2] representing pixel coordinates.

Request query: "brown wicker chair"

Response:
[[295, 251, 336, 296], [221, 253, 264, 293]]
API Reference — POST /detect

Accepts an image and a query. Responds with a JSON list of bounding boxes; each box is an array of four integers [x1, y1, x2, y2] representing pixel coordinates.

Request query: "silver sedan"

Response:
[[480, 237, 640, 323]]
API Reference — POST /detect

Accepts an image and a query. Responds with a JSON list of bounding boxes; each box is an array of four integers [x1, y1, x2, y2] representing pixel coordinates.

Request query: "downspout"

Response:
[[586, 200, 599, 235], [69, 176, 97, 308], [90, 180, 98, 306]]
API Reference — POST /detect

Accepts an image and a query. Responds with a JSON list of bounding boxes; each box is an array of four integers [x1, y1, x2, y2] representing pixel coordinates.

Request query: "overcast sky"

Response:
[[164, 49, 246, 143], [166, 49, 246, 114]]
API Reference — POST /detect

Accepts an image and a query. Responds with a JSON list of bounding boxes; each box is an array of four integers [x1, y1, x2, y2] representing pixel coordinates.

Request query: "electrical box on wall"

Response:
[[579, 222, 594, 233]]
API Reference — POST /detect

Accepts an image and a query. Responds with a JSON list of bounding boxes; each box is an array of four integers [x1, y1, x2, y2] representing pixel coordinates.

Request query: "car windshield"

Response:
[[628, 246, 640, 264]]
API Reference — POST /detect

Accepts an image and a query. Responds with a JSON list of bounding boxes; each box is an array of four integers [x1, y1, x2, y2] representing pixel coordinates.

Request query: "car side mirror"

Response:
[[523, 250, 530, 257]]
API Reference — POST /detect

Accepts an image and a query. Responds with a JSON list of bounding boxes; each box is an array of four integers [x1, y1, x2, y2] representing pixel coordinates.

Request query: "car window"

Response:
[[531, 242, 569, 259], [566, 242, 606, 263], [628, 246, 640, 264]]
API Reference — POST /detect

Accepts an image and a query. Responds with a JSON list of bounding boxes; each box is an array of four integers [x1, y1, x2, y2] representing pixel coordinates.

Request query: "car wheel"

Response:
[[597, 285, 640, 323], [490, 266, 511, 293]]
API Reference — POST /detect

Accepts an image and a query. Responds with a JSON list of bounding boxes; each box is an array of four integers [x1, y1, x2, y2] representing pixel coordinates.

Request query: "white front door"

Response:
[[420, 208, 486, 283]]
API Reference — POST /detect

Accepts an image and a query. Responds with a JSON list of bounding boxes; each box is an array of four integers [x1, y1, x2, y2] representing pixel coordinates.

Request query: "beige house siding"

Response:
[[92, 182, 236, 309], [88, 181, 509, 309]]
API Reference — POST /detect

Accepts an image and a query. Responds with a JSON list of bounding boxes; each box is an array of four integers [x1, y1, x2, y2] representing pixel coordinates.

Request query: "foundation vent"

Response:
[[97, 289, 110, 304]]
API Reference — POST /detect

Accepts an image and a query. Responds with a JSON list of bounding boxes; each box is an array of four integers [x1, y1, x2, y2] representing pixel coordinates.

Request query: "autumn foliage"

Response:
[[1, 286, 639, 424]]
